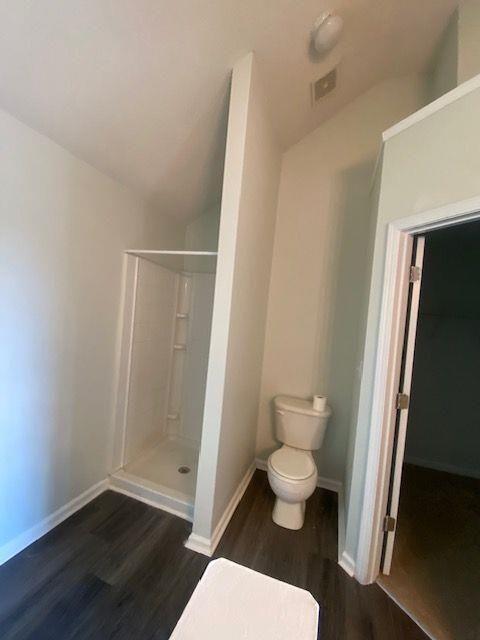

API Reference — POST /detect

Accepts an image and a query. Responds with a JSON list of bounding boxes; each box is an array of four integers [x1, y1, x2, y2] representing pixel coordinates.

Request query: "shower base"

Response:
[[110, 436, 199, 521]]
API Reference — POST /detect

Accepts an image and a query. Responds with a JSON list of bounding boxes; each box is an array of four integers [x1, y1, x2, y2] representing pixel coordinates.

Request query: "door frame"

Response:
[[380, 235, 424, 575], [355, 195, 480, 585]]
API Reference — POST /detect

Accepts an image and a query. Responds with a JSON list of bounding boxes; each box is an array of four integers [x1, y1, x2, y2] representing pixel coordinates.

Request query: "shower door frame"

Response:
[[110, 252, 140, 472]]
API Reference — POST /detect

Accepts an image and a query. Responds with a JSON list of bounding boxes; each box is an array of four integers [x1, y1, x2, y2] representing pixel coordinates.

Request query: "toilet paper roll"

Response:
[[313, 395, 327, 412]]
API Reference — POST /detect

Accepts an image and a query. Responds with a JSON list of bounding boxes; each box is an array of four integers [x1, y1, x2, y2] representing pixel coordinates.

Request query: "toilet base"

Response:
[[272, 498, 306, 530]]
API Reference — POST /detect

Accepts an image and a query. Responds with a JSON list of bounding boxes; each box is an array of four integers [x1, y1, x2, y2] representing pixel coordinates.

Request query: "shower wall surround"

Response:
[[124, 259, 216, 462]]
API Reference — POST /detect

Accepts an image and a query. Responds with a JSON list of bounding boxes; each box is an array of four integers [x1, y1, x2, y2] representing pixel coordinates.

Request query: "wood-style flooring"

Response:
[[378, 464, 480, 640], [0, 471, 428, 639]]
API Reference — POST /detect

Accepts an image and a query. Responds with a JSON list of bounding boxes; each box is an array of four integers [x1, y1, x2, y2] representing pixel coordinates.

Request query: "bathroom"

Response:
[[1, 2, 473, 638], [0, 18, 438, 562], [103, 50, 369, 553]]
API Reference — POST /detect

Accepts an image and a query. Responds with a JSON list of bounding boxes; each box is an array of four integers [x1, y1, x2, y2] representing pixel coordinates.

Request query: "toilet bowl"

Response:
[[267, 395, 331, 530], [267, 446, 318, 530]]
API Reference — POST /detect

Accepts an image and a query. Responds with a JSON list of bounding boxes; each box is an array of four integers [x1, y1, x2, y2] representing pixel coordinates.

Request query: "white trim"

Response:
[[404, 456, 480, 480], [337, 486, 346, 559], [355, 197, 480, 585], [392, 195, 480, 234], [185, 462, 255, 556], [254, 458, 342, 493], [355, 229, 417, 584], [0, 479, 109, 566], [184, 532, 214, 556], [356, 229, 413, 584], [338, 551, 356, 578], [109, 471, 194, 522], [255, 457, 268, 471], [382, 236, 424, 575], [383, 72, 480, 141], [108, 253, 130, 472], [317, 476, 342, 493], [209, 463, 255, 550], [336, 486, 356, 577], [125, 250, 218, 256], [120, 257, 138, 467]]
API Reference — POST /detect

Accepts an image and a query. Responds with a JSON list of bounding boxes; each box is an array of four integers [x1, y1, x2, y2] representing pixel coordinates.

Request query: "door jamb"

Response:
[[355, 195, 480, 585]]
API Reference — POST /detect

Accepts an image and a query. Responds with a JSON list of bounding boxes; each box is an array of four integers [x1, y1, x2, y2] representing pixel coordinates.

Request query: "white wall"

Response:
[[185, 204, 221, 251], [345, 84, 480, 566], [256, 75, 429, 484], [430, 8, 458, 100], [429, 1, 480, 101], [457, 0, 480, 84], [0, 108, 185, 554], [191, 52, 281, 542]]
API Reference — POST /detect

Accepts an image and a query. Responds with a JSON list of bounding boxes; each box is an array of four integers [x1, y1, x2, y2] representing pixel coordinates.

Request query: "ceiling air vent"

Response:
[[311, 68, 336, 103]]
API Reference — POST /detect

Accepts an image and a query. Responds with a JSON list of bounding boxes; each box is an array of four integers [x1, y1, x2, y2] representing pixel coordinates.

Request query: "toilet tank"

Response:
[[273, 395, 331, 450]]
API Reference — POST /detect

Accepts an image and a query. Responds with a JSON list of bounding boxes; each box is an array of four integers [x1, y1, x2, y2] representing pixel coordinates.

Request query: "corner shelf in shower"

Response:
[[125, 249, 217, 274]]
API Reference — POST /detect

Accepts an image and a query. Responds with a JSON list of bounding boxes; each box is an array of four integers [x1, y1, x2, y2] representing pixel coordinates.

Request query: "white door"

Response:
[[381, 235, 425, 574]]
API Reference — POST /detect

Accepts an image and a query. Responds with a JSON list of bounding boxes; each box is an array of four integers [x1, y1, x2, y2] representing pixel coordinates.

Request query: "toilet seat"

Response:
[[269, 447, 315, 481]]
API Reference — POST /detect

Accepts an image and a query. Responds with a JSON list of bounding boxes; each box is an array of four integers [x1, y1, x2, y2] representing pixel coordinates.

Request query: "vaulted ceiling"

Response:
[[0, 1, 457, 221]]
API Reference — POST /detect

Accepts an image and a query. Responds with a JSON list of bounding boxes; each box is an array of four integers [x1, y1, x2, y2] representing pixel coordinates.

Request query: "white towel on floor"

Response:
[[170, 558, 319, 639]]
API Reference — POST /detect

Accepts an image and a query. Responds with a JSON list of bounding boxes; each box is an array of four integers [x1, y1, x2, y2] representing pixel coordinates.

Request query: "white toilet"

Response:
[[267, 395, 331, 530]]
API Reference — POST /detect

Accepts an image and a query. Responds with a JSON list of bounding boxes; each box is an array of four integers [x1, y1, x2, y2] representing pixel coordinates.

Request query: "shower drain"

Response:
[[178, 466, 191, 474]]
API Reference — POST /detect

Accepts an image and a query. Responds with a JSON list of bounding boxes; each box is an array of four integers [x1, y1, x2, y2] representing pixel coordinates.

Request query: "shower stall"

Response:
[[110, 249, 217, 520]]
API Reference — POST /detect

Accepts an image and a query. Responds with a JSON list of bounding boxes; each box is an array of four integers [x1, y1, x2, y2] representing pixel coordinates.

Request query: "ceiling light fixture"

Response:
[[312, 11, 344, 54]]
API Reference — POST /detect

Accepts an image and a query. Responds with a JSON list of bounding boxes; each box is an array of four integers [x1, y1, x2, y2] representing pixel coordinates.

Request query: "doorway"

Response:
[[377, 222, 480, 639]]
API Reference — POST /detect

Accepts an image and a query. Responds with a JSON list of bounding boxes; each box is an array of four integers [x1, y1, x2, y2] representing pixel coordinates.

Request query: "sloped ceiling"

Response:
[[0, 0, 457, 221]]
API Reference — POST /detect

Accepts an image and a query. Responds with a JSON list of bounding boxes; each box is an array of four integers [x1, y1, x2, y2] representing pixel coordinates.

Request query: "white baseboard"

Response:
[[333, 485, 356, 578], [317, 476, 342, 493], [337, 487, 347, 560], [338, 550, 355, 577], [405, 456, 480, 479], [254, 458, 342, 493], [255, 458, 268, 472], [185, 462, 256, 557], [0, 478, 109, 567], [184, 532, 213, 556], [109, 470, 193, 521]]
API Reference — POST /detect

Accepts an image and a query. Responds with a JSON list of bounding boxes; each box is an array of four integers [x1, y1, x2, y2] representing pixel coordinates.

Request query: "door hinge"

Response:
[[409, 265, 421, 283], [396, 392, 409, 410], [383, 515, 396, 532]]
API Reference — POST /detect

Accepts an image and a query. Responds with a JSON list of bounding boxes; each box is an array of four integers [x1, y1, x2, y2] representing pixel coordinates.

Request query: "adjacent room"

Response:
[[0, 1, 479, 639], [378, 222, 480, 640]]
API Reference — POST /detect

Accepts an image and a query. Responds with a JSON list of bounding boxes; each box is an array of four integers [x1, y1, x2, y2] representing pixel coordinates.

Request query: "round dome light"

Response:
[[312, 12, 344, 54]]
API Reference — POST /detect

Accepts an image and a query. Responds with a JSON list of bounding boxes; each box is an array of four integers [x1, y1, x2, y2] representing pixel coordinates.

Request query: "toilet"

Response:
[[267, 395, 331, 530]]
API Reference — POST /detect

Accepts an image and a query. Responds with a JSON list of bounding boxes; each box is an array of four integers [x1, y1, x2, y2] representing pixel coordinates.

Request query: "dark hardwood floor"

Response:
[[0, 471, 428, 639]]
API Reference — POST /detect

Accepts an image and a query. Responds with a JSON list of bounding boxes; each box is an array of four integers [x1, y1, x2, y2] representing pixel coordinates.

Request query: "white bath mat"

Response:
[[170, 558, 319, 639]]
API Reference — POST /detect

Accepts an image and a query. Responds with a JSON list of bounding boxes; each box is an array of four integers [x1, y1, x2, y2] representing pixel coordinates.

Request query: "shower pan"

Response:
[[110, 250, 217, 520]]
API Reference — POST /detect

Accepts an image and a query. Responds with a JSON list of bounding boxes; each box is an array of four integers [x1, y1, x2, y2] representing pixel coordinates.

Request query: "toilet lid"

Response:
[[270, 448, 315, 480]]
